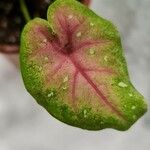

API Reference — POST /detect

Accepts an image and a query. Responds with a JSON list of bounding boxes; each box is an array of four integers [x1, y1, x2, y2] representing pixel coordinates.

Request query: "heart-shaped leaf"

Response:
[[20, 0, 147, 130]]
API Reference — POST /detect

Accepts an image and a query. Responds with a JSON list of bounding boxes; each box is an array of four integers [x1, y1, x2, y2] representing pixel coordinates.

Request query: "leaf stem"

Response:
[[19, 0, 31, 22]]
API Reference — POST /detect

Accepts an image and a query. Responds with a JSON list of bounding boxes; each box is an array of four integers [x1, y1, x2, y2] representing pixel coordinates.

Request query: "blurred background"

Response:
[[0, 0, 150, 150]]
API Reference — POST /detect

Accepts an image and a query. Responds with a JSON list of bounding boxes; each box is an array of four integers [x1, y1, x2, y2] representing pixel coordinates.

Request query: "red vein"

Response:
[[31, 12, 126, 122], [31, 39, 63, 60], [70, 23, 80, 34], [56, 13, 86, 49], [74, 40, 106, 51], [85, 68, 116, 75], [57, 13, 70, 38], [69, 55, 126, 121], [51, 59, 66, 77], [45, 59, 66, 88], [71, 19, 86, 34]]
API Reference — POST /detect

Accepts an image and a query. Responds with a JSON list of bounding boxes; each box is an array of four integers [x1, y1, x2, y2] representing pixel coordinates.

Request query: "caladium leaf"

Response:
[[20, 0, 147, 131]]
